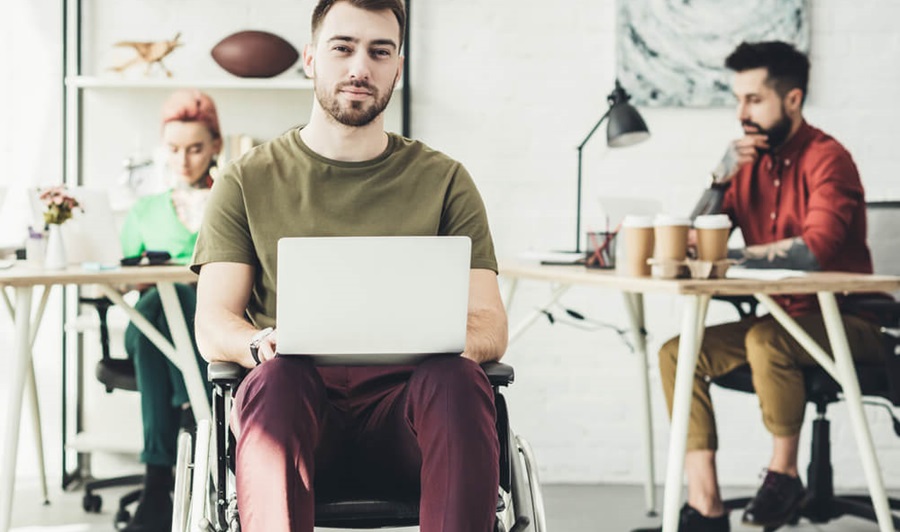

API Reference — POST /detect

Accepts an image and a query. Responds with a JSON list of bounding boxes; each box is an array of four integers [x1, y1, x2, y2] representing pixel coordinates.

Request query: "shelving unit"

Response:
[[67, 75, 405, 91], [59, 0, 413, 493]]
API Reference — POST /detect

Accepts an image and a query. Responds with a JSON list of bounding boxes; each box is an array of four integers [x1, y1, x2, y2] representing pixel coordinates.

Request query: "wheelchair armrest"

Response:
[[482, 361, 514, 387], [208, 361, 247, 385]]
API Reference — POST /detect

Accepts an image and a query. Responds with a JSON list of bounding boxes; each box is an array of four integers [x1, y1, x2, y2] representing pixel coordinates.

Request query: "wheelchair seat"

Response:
[[175, 360, 543, 532]]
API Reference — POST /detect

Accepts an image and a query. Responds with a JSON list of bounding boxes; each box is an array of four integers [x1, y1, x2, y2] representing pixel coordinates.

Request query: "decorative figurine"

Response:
[[110, 32, 183, 77]]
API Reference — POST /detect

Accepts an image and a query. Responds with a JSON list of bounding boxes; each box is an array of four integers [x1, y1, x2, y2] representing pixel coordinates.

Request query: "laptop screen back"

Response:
[[276, 236, 471, 365]]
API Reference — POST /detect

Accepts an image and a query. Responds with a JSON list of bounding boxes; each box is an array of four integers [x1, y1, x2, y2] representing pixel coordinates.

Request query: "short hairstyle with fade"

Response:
[[311, 0, 406, 50], [725, 40, 810, 105]]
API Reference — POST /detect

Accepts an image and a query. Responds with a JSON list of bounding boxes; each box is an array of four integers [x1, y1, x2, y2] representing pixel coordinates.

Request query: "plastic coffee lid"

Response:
[[621, 215, 654, 228], [653, 214, 691, 227], [693, 214, 732, 229]]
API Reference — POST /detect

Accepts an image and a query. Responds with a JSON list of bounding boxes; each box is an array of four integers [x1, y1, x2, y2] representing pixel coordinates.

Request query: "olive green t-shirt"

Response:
[[191, 129, 497, 329]]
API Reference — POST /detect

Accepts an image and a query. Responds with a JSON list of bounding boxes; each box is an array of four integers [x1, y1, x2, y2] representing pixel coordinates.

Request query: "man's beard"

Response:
[[316, 78, 396, 127], [742, 104, 793, 152]]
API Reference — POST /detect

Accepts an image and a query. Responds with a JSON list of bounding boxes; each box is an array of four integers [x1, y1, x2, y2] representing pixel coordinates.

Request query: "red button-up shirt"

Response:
[[722, 121, 873, 317]]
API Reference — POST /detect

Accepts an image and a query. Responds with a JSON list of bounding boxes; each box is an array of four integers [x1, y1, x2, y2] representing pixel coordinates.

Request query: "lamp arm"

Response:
[[577, 108, 612, 151], [574, 108, 612, 254]]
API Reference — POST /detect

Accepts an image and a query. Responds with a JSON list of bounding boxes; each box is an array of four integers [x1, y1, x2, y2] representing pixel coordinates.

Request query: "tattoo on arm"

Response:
[[740, 237, 821, 271]]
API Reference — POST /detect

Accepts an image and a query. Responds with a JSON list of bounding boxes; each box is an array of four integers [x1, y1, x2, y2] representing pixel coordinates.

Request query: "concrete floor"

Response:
[[9, 481, 897, 531]]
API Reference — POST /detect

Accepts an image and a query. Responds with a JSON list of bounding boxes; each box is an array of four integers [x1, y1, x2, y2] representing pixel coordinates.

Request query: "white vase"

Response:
[[44, 224, 67, 270]]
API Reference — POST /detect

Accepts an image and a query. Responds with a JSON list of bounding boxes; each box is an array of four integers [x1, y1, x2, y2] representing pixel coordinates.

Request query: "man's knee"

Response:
[[413, 355, 490, 390], [408, 356, 495, 420], [745, 321, 789, 367], [658, 336, 679, 377]]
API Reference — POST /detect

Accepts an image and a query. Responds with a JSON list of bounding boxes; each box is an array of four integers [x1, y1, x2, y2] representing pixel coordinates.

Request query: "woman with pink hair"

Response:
[[119, 89, 221, 532]]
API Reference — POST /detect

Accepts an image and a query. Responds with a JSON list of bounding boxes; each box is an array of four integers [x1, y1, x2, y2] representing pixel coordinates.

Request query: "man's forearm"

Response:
[[195, 307, 259, 368], [735, 237, 821, 271], [462, 307, 508, 364]]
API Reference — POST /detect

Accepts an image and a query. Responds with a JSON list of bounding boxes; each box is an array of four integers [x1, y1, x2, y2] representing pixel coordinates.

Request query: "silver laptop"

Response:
[[276, 236, 471, 365]]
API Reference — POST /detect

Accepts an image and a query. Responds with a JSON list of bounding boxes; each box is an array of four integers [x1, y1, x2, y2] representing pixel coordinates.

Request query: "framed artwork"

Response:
[[617, 0, 810, 107]]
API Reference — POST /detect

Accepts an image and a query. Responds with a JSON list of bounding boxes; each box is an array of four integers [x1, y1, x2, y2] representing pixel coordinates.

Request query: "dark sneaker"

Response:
[[631, 503, 730, 531], [742, 470, 806, 527]]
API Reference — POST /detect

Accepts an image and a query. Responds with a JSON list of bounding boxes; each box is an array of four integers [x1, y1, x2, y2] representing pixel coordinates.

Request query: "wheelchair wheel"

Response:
[[517, 436, 547, 532], [172, 430, 194, 532]]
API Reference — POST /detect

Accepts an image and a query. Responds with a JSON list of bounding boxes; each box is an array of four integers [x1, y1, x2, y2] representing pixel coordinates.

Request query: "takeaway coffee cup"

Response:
[[619, 215, 655, 277], [653, 214, 691, 261], [694, 214, 732, 261]]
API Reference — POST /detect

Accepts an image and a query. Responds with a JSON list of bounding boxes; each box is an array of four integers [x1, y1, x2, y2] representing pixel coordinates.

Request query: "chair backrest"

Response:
[[866, 201, 900, 280], [865, 202, 900, 405]]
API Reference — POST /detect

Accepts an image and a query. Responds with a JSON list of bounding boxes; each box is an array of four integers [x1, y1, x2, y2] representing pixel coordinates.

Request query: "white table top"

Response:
[[0, 262, 195, 287], [499, 260, 900, 296]]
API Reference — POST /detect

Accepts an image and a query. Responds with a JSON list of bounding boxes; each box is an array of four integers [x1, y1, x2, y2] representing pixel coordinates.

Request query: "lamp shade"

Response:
[[606, 81, 650, 148], [607, 102, 650, 147]]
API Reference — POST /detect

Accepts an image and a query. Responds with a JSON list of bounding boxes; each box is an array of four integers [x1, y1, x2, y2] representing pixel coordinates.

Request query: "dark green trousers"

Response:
[[125, 284, 209, 467]]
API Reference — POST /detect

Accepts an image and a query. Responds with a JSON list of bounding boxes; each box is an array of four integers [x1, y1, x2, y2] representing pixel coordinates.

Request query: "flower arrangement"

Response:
[[39, 186, 81, 225]]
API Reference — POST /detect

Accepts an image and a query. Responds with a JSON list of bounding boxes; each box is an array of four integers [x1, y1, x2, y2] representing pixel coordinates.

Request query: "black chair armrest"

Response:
[[208, 361, 247, 385], [843, 298, 900, 327], [482, 361, 514, 387], [712, 295, 759, 320]]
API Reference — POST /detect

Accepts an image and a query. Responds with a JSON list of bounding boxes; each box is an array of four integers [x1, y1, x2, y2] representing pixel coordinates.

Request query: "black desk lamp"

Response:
[[573, 80, 650, 253]]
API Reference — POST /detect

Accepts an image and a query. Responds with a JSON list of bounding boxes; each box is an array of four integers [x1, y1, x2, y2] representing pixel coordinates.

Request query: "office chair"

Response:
[[711, 201, 900, 530], [77, 296, 145, 527], [172, 360, 546, 532]]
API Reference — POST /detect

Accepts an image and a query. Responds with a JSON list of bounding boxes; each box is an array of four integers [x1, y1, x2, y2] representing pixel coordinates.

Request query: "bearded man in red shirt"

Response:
[[652, 41, 885, 532]]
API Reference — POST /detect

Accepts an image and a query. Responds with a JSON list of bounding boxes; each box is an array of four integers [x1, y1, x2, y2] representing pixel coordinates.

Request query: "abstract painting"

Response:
[[617, 0, 809, 107]]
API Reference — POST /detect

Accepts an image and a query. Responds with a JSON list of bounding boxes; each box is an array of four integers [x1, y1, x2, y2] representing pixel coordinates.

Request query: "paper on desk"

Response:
[[517, 250, 584, 264], [725, 267, 807, 280]]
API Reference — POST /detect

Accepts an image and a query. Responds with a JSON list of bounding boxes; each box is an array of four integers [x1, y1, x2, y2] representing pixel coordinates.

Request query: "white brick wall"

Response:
[[2, 0, 899, 490], [410, 0, 900, 488]]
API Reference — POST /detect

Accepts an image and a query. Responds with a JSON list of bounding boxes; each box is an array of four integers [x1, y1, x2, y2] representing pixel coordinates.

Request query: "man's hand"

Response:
[[738, 237, 821, 271], [256, 329, 278, 364], [712, 134, 769, 184]]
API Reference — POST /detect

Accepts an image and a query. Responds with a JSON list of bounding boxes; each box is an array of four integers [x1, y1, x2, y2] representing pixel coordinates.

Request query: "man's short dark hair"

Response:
[[725, 41, 810, 105], [312, 0, 406, 50]]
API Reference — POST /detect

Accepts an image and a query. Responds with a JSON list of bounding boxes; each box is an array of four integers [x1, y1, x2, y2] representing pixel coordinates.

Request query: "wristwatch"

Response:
[[249, 327, 274, 366]]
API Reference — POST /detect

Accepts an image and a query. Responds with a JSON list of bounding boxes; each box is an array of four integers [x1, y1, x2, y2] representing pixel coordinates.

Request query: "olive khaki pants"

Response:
[[658, 313, 883, 451]]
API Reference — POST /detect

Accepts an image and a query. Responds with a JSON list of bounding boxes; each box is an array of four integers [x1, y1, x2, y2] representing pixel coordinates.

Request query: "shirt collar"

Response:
[[769, 120, 813, 164]]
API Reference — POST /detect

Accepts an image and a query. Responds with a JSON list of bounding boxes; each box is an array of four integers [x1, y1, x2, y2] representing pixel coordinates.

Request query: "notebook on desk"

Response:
[[276, 236, 471, 365]]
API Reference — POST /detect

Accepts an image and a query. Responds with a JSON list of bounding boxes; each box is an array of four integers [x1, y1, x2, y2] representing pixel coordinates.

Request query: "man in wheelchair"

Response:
[[188, 1, 511, 530]]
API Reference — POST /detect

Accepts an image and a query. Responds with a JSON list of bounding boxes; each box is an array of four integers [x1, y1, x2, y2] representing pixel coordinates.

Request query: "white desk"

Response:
[[0, 263, 200, 532], [500, 261, 900, 532]]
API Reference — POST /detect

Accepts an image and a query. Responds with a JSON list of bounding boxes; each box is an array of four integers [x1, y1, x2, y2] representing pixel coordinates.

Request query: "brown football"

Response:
[[211, 30, 299, 78]]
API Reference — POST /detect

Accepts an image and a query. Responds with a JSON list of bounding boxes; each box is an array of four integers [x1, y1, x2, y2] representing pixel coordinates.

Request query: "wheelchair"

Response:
[[172, 360, 547, 531]]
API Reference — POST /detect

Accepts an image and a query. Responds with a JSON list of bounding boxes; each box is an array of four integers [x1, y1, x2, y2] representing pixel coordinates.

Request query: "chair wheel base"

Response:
[[115, 508, 132, 528], [82, 493, 102, 513]]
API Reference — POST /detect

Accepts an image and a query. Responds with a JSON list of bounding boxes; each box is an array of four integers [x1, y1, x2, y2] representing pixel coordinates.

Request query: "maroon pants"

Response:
[[232, 354, 500, 532]]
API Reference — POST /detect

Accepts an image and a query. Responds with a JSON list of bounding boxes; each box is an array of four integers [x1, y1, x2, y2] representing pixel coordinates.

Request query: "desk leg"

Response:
[[507, 284, 572, 346], [818, 292, 894, 532], [96, 284, 211, 423], [156, 283, 211, 423], [1, 287, 34, 532], [623, 292, 656, 516], [3, 286, 52, 505], [25, 288, 52, 506], [661, 295, 710, 532]]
